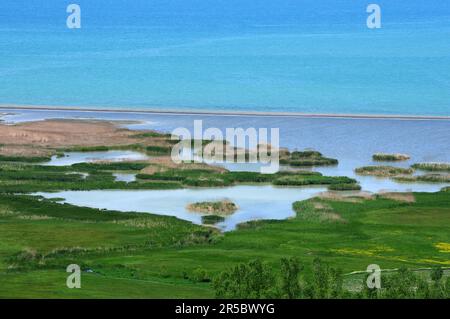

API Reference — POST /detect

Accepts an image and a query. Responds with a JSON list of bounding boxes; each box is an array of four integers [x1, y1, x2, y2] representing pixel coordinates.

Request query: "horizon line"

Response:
[[1, 104, 449, 121]]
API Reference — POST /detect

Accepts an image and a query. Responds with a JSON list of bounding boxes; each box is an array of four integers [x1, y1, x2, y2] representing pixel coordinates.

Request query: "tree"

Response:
[[214, 258, 450, 299], [362, 272, 380, 299], [305, 258, 343, 299], [279, 257, 303, 298], [430, 266, 443, 282], [213, 259, 276, 298], [381, 268, 424, 298], [428, 266, 448, 299]]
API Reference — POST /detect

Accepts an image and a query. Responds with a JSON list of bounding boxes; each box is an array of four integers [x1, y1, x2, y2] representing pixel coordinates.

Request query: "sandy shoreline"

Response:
[[1, 104, 449, 121]]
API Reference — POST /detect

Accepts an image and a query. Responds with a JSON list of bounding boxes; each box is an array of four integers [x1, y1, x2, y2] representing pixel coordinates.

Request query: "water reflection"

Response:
[[36, 185, 326, 231], [43, 151, 149, 166]]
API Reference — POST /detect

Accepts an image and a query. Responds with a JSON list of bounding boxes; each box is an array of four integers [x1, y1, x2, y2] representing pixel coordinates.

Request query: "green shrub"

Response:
[[213, 259, 277, 298], [373, 153, 410, 161], [71, 162, 148, 171], [145, 145, 172, 155], [328, 183, 362, 191], [63, 145, 110, 152], [131, 132, 172, 139], [191, 268, 211, 282]]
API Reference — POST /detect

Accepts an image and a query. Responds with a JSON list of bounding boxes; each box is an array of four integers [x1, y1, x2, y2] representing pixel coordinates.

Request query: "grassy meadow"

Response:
[[0, 124, 448, 298], [0, 187, 449, 298]]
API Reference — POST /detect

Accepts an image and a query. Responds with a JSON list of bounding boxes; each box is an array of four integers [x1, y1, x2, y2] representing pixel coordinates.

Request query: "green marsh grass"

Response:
[[0, 190, 449, 297], [373, 153, 410, 161], [412, 163, 450, 172]]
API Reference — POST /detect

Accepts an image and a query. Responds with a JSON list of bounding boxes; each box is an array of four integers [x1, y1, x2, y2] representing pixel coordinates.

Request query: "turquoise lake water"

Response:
[[1, 0, 449, 115]]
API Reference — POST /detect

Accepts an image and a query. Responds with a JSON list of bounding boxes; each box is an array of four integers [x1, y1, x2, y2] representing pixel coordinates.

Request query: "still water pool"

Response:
[[36, 185, 326, 231], [43, 150, 149, 166]]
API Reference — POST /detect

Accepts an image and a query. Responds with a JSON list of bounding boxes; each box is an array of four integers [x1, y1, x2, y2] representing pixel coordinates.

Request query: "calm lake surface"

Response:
[[1, 1, 449, 116], [113, 173, 137, 183], [36, 185, 326, 231], [43, 150, 149, 166]]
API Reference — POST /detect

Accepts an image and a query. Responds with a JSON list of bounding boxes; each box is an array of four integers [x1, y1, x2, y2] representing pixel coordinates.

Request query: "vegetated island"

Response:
[[355, 165, 450, 183], [186, 199, 239, 225], [355, 166, 414, 177], [280, 150, 338, 167], [187, 200, 238, 215], [394, 174, 450, 183], [412, 162, 450, 172], [327, 183, 362, 191], [372, 153, 410, 161]]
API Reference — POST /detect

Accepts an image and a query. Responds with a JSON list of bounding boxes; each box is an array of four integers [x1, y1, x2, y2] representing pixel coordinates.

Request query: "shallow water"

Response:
[[43, 151, 149, 166], [4, 108, 448, 229], [3, 109, 449, 166], [35, 185, 326, 231], [113, 173, 137, 183], [3, 108, 449, 193]]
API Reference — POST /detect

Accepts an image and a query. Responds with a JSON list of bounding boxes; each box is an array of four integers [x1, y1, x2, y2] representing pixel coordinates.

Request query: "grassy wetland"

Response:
[[279, 150, 339, 167], [355, 166, 414, 177], [412, 163, 450, 172], [372, 153, 410, 161], [355, 165, 450, 184], [1, 188, 449, 298], [0, 119, 449, 298]]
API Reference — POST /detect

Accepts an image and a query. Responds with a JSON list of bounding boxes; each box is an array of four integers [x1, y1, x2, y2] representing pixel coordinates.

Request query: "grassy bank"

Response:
[[0, 154, 52, 163], [0, 189, 448, 298]]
